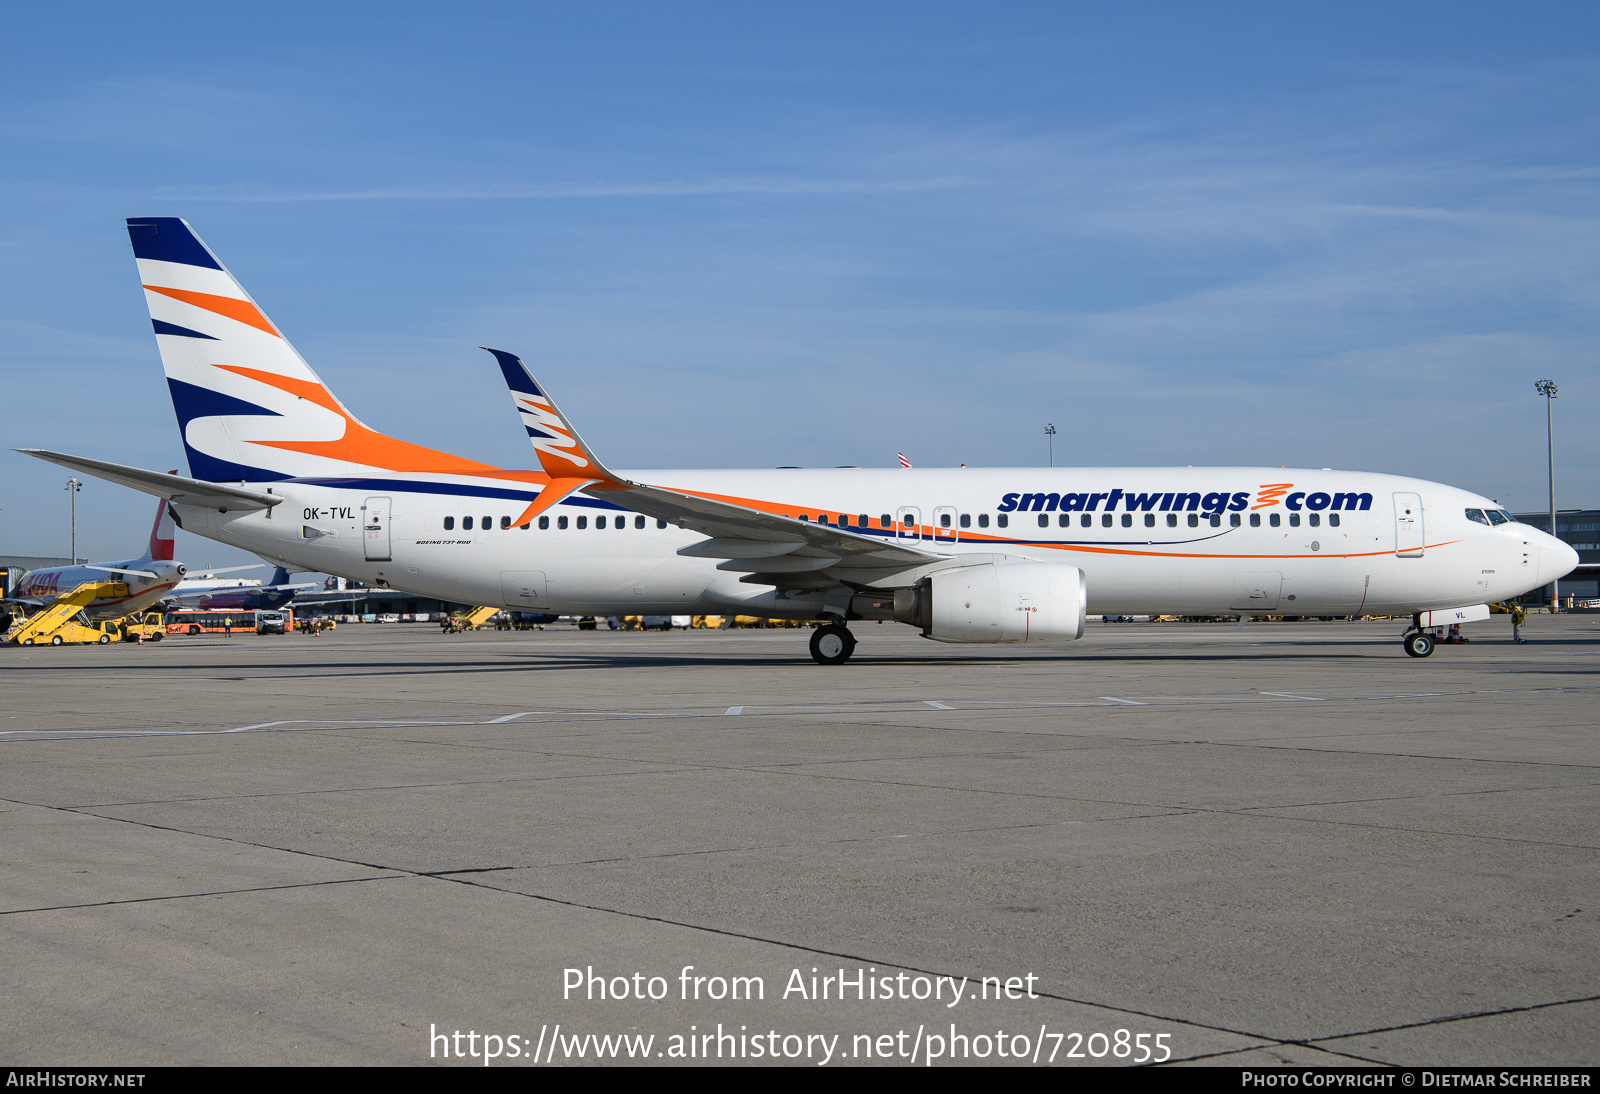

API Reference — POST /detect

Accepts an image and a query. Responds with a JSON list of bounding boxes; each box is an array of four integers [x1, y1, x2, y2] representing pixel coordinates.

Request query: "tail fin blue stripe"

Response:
[[152, 319, 218, 340], [126, 217, 224, 271]]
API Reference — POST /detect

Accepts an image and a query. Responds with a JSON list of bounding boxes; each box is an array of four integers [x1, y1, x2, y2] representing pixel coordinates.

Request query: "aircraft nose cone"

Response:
[[1540, 534, 1580, 586]]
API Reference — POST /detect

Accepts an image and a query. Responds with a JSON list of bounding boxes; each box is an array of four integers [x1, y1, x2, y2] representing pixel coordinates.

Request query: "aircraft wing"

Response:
[[16, 450, 284, 511], [483, 349, 945, 580], [167, 582, 321, 603]]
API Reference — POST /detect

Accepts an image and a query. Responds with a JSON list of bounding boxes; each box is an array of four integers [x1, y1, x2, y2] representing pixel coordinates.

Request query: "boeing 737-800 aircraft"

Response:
[[18, 218, 1578, 662]]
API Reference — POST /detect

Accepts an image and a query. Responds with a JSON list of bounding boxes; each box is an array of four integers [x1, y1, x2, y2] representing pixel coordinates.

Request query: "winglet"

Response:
[[484, 348, 624, 526]]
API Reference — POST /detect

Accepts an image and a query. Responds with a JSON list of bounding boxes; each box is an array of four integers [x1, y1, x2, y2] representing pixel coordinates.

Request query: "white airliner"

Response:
[[17, 217, 1578, 662], [6, 493, 187, 621]]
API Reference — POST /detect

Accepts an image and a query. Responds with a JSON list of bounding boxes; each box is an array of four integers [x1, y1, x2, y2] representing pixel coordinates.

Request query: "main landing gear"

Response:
[[1403, 631, 1435, 658], [809, 623, 857, 665]]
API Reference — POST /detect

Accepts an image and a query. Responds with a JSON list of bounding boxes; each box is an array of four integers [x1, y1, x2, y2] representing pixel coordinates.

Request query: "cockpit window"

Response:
[[1465, 509, 1490, 525], [1486, 510, 1510, 526], [1498, 510, 1517, 524]]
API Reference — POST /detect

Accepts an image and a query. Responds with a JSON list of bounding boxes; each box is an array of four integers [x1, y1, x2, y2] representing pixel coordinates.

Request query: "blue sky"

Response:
[[3, 2, 1596, 565]]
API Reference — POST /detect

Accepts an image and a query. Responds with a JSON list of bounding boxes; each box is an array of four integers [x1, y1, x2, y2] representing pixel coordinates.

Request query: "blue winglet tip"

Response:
[[482, 347, 543, 397]]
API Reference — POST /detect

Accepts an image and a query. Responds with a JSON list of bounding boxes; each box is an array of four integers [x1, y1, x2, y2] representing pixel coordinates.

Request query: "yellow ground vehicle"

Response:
[[444, 606, 499, 633], [15, 618, 124, 646], [6, 581, 128, 646], [119, 611, 167, 642]]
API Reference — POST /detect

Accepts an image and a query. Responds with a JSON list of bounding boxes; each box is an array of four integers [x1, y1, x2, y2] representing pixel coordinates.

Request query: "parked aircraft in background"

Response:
[[167, 564, 317, 612], [4, 492, 187, 621], [17, 217, 1580, 661]]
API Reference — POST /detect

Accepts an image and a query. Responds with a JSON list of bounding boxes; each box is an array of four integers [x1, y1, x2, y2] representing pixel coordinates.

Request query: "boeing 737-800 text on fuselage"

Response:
[[18, 218, 1577, 662]]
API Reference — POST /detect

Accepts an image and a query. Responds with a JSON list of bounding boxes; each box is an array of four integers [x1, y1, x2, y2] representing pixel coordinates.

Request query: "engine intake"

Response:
[[893, 561, 1087, 644]]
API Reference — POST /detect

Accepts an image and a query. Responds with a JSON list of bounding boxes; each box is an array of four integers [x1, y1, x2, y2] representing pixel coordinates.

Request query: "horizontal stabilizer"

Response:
[[16, 450, 284, 511]]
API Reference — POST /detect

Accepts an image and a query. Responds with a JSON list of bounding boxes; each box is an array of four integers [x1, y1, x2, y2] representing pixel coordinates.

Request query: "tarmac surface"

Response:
[[2, 615, 1597, 1067]]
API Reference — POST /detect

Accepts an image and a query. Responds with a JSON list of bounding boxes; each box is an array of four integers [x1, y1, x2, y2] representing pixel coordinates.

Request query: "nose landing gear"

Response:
[[1403, 631, 1435, 658], [809, 623, 856, 665]]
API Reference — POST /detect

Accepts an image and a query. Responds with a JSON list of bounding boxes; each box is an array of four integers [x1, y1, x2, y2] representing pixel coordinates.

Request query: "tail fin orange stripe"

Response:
[[143, 285, 279, 337]]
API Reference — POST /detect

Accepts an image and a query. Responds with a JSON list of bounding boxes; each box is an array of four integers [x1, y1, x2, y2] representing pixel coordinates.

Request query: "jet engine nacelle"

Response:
[[893, 561, 1087, 644]]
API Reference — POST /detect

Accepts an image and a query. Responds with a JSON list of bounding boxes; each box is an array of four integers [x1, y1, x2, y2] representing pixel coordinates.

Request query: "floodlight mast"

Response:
[[64, 477, 81, 564], [1535, 380, 1559, 610]]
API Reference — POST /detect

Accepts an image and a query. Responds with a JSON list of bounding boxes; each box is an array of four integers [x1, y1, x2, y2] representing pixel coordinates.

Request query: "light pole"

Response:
[[1535, 380, 1559, 610], [1045, 423, 1056, 468], [64, 478, 81, 563]]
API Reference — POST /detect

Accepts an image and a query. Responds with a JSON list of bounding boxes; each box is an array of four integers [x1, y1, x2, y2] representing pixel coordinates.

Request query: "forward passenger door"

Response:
[[1394, 493, 1424, 558]]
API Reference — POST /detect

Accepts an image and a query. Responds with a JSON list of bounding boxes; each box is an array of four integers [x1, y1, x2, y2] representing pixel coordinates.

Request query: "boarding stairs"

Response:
[[5, 582, 125, 646]]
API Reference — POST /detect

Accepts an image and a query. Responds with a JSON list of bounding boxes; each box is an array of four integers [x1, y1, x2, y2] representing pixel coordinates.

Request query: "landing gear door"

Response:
[[1394, 492, 1424, 558], [363, 496, 392, 561], [896, 506, 922, 541]]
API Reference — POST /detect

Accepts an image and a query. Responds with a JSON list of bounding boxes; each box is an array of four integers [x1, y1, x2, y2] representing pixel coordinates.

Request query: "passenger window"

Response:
[[942, 513, 952, 528], [1081, 514, 1091, 528], [1270, 513, 1281, 527], [443, 516, 455, 530], [463, 516, 473, 530], [1102, 514, 1113, 527], [799, 514, 810, 522], [1309, 514, 1319, 527], [1038, 514, 1048, 528], [558, 515, 568, 530], [1121, 514, 1133, 527], [1209, 514, 1221, 527], [635, 516, 645, 529], [819, 514, 830, 525], [657, 519, 667, 529], [1187, 514, 1199, 528], [998, 514, 1008, 528], [1230, 514, 1241, 527], [539, 516, 550, 530], [960, 513, 971, 528], [501, 516, 511, 529], [1289, 513, 1301, 527], [1058, 514, 1069, 527], [577, 516, 587, 529], [1329, 513, 1340, 528], [482, 515, 491, 529], [859, 514, 869, 528], [977, 513, 989, 528], [880, 514, 891, 528], [1145, 513, 1156, 527], [1250, 513, 1260, 527], [596, 516, 607, 529], [1167, 513, 1177, 527]]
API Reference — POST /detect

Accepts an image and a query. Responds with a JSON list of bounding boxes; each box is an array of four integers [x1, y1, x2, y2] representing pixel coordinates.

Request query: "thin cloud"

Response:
[[144, 176, 977, 202]]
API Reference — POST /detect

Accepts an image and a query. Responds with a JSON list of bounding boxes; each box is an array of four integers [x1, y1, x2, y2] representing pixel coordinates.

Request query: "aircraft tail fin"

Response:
[[145, 489, 177, 561], [127, 217, 498, 482]]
